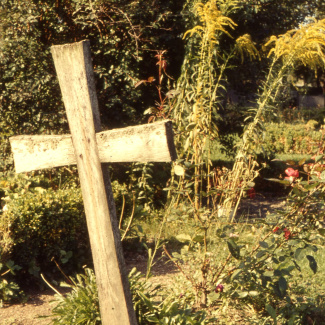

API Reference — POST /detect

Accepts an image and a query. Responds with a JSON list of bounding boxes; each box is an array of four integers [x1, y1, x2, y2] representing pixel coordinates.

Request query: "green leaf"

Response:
[[318, 228, 325, 237], [231, 269, 242, 280], [266, 304, 277, 325], [176, 234, 191, 243], [273, 276, 287, 299], [306, 255, 317, 274], [303, 183, 319, 190], [288, 239, 300, 246], [259, 241, 269, 248], [321, 171, 325, 180], [286, 159, 296, 166], [315, 155, 323, 163], [237, 291, 248, 298], [207, 292, 219, 302], [294, 248, 304, 261], [263, 271, 273, 277], [265, 178, 291, 185], [309, 245, 318, 252], [227, 239, 240, 259], [180, 245, 189, 254], [61, 250, 73, 264], [256, 250, 266, 259], [192, 234, 204, 243], [174, 165, 185, 176], [292, 187, 303, 196], [278, 276, 287, 296], [298, 158, 306, 166], [185, 181, 195, 188], [136, 224, 144, 234]]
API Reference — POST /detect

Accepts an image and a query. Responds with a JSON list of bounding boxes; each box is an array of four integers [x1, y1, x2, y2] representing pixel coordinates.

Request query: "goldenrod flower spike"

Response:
[[265, 18, 325, 72], [235, 34, 260, 63], [183, 0, 237, 42]]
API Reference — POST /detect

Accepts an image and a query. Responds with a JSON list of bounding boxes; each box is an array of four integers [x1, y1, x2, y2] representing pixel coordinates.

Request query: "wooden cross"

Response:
[[9, 40, 177, 325]]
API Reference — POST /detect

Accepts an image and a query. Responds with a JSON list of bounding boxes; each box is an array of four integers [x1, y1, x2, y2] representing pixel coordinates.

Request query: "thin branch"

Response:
[[41, 273, 63, 296]]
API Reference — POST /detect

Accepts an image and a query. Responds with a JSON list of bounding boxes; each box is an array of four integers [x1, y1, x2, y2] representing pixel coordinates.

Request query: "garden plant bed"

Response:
[[1, 1, 325, 324], [0, 192, 288, 325]]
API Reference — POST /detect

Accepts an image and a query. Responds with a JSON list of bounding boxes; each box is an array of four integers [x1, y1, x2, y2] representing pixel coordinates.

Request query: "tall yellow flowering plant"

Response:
[[221, 18, 325, 222], [173, 0, 259, 211]]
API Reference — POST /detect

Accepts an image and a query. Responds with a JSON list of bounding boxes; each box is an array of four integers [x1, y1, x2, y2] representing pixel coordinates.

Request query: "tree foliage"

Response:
[[225, 0, 325, 103], [232, 0, 325, 43], [0, 0, 186, 138], [0, 0, 322, 140]]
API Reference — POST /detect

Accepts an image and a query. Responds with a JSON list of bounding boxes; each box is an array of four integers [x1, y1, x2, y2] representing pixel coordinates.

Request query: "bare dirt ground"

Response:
[[0, 256, 178, 325], [0, 192, 286, 325], [0, 289, 55, 325], [238, 191, 287, 219]]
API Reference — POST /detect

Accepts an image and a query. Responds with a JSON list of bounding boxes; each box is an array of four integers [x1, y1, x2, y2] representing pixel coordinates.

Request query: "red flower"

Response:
[[215, 284, 224, 293], [285, 168, 299, 178], [247, 188, 256, 199], [285, 168, 299, 177], [284, 168, 299, 182], [284, 228, 291, 240], [273, 226, 280, 233]]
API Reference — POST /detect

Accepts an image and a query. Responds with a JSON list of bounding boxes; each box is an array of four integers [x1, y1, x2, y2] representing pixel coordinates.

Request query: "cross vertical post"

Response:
[[51, 40, 137, 325]]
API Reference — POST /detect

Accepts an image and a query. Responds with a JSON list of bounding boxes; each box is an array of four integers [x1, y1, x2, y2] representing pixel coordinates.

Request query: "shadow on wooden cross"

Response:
[[9, 40, 177, 325]]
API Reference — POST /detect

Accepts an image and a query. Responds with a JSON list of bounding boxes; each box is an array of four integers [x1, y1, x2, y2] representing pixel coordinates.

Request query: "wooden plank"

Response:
[[51, 40, 137, 325], [9, 120, 177, 173]]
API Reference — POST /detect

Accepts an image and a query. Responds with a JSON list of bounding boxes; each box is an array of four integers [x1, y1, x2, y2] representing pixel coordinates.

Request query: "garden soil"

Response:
[[0, 192, 286, 325], [0, 255, 178, 325]]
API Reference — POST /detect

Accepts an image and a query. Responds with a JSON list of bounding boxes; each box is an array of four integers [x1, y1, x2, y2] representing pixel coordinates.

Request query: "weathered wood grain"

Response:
[[10, 120, 177, 173]]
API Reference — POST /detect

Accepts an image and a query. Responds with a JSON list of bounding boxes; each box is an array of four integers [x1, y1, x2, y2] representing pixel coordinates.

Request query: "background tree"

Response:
[[0, 0, 187, 136], [0, 0, 323, 172]]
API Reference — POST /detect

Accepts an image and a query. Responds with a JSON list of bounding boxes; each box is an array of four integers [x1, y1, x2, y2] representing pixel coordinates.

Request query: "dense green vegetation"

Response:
[[1, 0, 325, 324]]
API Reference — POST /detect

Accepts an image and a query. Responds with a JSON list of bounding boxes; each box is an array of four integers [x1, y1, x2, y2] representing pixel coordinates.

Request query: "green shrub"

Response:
[[0, 169, 155, 286], [50, 267, 208, 325], [165, 152, 325, 324], [1, 185, 90, 284], [0, 259, 24, 306], [262, 122, 325, 155]]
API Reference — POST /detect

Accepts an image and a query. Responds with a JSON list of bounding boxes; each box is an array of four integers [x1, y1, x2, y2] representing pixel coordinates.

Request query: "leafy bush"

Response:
[[1, 184, 90, 284], [50, 267, 209, 325], [213, 121, 325, 162], [219, 158, 325, 323], [0, 259, 24, 306], [262, 122, 325, 155], [0, 169, 157, 285]]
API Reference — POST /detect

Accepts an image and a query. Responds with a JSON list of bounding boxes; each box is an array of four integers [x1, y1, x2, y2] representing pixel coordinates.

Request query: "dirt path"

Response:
[[238, 191, 287, 219], [0, 255, 178, 325], [0, 290, 55, 325]]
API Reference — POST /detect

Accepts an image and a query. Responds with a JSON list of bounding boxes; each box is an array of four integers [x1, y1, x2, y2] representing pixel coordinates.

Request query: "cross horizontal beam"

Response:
[[10, 120, 177, 173]]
